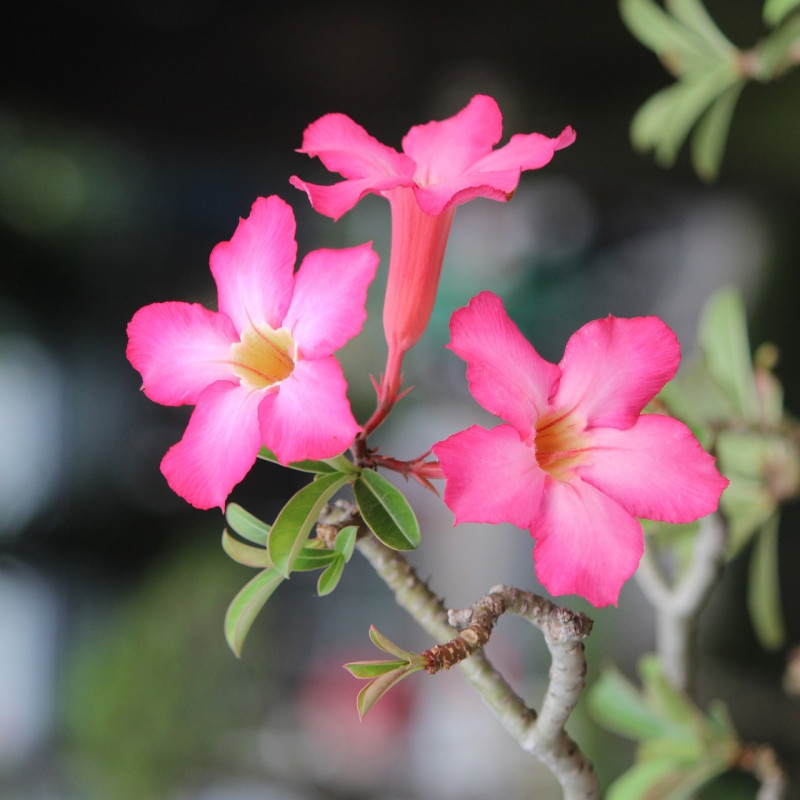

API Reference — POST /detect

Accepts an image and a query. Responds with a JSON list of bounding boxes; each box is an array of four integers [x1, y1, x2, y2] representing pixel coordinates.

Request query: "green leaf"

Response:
[[354, 470, 421, 551], [607, 758, 683, 800], [334, 525, 358, 562], [747, 513, 785, 650], [764, 0, 800, 26], [640, 655, 704, 729], [690, 81, 744, 181], [719, 474, 777, 557], [267, 472, 353, 578], [344, 659, 410, 678], [257, 447, 357, 475], [221, 529, 270, 568], [225, 503, 270, 546], [759, 13, 800, 75], [356, 664, 422, 719], [699, 288, 758, 422], [665, 0, 735, 58], [292, 547, 339, 572], [316, 554, 346, 596], [589, 667, 671, 741], [368, 625, 419, 662], [224, 568, 284, 657]]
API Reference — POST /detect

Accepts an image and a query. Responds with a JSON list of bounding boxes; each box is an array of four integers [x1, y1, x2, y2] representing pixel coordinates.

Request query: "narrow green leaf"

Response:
[[608, 758, 684, 800], [748, 513, 785, 650], [589, 667, 670, 741], [719, 474, 777, 557], [267, 472, 352, 578], [344, 659, 409, 679], [759, 13, 800, 75], [356, 664, 422, 719], [316, 554, 345, 596], [690, 81, 744, 181], [221, 528, 270, 568], [224, 568, 284, 657], [368, 625, 418, 661], [354, 470, 420, 551], [334, 525, 358, 562], [764, 0, 800, 26], [225, 503, 270, 546], [257, 446, 357, 474], [665, 0, 736, 58], [292, 547, 339, 571], [640, 655, 704, 728], [699, 288, 758, 422]]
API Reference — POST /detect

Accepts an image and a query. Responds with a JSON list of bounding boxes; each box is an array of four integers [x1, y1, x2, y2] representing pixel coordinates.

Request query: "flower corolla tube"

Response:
[[432, 292, 729, 607], [126, 195, 378, 510]]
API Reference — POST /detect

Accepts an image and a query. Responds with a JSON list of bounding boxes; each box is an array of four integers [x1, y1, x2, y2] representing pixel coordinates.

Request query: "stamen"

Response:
[[534, 409, 590, 481]]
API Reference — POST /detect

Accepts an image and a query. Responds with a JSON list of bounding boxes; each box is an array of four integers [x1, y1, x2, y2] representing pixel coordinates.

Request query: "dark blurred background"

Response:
[[2, 1, 800, 798]]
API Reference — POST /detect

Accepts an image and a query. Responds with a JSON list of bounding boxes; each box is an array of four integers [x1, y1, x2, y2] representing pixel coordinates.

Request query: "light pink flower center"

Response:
[[229, 324, 295, 390], [534, 409, 590, 481]]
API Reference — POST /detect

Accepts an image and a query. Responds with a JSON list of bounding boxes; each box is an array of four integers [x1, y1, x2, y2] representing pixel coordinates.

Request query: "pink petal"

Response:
[[126, 301, 237, 406], [296, 112, 415, 181], [448, 292, 561, 441], [402, 95, 503, 187], [579, 414, 728, 523], [283, 242, 379, 359], [471, 126, 576, 174], [209, 196, 297, 334], [289, 175, 411, 221], [532, 477, 644, 607], [412, 179, 512, 217], [160, 382, 264, 510], [554, 316, 681, 430], [433, 424, 545, 530], [258, 357, 359, 464]]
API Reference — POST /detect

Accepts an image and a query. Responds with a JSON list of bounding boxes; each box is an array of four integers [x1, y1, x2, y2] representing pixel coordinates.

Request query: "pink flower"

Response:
[[432, 292, 728, 607], [126, 196, 378, 511], [290, 96, 575, 414]]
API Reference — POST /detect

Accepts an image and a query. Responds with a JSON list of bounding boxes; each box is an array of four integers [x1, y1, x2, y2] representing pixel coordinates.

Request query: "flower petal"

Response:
[[258, 357, 359, 464], [471, 126, 577, 174], [160, 382, 264, 510], [296, 112, 415, 181], [289, 175, 411, 221], [433, 424, 544, 530], [554, 316, 681, 430], [580, 414, 728, 523], [448, 292, 561, 441], [209, 196, 297, 333], [402, 95, 503, 186], [126, 302, 237, 406], [532, 477, 644, 607], [283, 242, 379, 358]]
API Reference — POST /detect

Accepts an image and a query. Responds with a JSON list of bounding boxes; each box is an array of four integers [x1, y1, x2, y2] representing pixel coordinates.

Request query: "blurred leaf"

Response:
[[759, 13, 800, 75], [316, 554, 346, 596], [720, 474, 777, 556], [666, 0, 736, 57], [764, 0, 800, 26], [747, 513, 785, 650], [334, 524, 358, 562], [589, 667, 671, 741], [221, 528, 269, 568], [224, 568, 284, 657], [225, 503, 270, 546], [753, 351, 784, 427], [344, 659, 409, 678], [690, 81, 744, 181], [267, 472, 352, 577], [354, 470, 421, 551], [620, 0, 720, 73], [716, 431, 770, 479], [640, 655, 704, 729], [257, 447, 358, 475], [699, 288, 758, 422]]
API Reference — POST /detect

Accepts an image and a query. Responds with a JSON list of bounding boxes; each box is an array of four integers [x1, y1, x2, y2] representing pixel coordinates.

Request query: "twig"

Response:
[[636, 512, 727, 693], [356, 533, 597, 800]]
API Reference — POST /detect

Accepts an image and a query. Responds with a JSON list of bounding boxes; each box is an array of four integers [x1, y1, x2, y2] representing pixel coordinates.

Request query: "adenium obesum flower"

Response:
[[432, 292, 728, 607], [126, 195, 378, 511], [290, 95, 575, 414]]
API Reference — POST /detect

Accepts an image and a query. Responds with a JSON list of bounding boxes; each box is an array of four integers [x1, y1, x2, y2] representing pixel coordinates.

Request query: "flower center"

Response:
[[534, 409, 589, 481], [230, 324, 295, 390]]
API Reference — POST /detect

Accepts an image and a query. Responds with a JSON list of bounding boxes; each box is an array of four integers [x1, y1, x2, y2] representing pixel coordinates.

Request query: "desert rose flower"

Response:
[[432, 292, 728, 607], [126, 195, 378, 510], [290, 95, 575, 424]]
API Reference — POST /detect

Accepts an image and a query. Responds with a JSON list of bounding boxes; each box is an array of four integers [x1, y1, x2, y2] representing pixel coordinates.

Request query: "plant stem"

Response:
[[357, 535, 598, 799]]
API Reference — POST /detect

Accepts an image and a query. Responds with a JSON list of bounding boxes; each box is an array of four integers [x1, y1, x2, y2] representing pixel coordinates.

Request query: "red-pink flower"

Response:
[[290, 96, 575, 411], [432, 292, 728, 607], [126, 196, 378, 511]]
